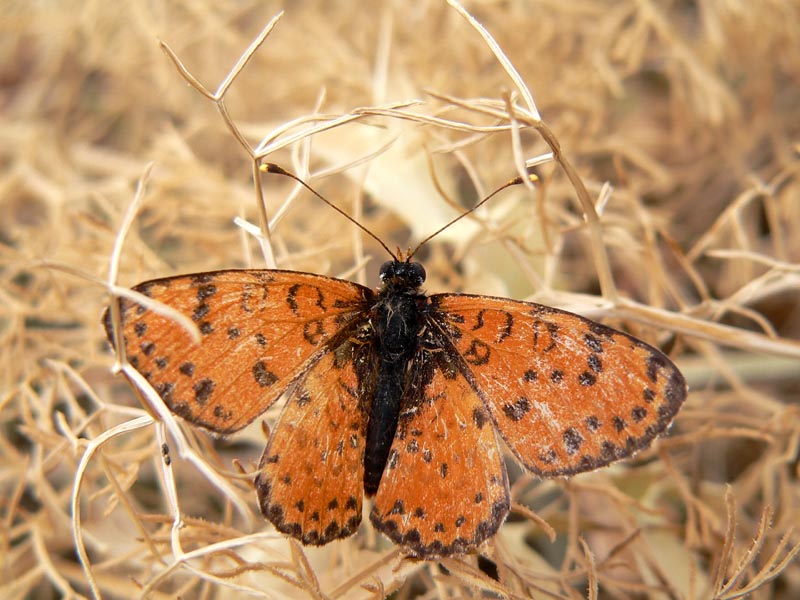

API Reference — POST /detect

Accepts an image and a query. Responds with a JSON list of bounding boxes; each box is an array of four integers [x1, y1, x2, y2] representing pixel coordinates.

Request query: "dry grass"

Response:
[[2, 1, 800, 598]]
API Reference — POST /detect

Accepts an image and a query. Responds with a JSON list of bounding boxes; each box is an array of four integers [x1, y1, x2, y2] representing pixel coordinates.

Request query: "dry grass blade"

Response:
[[713, 489, 800, 599], [578, 537, 598, 600]]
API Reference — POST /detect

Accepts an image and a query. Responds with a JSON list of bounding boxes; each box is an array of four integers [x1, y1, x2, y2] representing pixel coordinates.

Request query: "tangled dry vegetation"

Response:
[[1, 1, 799, 598]]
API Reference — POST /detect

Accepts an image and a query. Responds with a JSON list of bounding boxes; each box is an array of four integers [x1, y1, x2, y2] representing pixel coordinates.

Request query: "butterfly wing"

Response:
[[103, 270, 373, 434], [256, 335, 376, 544], [370, 343, 510, 558], [427, 294, 687, 476]]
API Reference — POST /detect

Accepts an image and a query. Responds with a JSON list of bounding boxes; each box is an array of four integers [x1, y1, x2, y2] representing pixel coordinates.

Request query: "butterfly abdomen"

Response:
[[363, 264, 427, 496]]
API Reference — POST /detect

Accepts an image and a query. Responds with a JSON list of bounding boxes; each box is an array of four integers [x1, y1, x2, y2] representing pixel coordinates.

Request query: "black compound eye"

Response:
[[407, 262, 426, 286], [379, 261, 399, 282]]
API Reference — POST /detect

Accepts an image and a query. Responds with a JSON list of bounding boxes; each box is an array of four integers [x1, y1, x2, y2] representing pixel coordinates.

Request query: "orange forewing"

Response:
[[429, 294, 686, 476], [255, 338, 371, 545], [104, 270, 371, 433], [370, 363, 510, 558]]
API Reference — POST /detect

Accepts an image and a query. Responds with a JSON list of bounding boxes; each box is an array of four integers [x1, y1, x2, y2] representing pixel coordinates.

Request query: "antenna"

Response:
[[407, 173, 539, 260], [261, 163, 538, 263], [260, 163, 397, 260]]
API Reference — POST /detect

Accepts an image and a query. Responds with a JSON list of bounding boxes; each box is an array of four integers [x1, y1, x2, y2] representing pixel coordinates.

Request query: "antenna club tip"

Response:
[[509, 173, 540, 186], [260, 163, 287, 175]]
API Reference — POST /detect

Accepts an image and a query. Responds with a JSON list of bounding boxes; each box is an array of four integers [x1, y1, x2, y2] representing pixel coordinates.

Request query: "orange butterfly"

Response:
[[104, 168, 686, 558]]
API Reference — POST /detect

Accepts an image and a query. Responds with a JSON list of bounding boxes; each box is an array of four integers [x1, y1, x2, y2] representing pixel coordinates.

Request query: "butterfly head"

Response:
[[379, 260, 426, 289]]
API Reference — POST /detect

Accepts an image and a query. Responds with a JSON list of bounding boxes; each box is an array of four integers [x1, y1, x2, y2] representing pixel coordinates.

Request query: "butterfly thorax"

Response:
[[363, 260, 427, 495], [372, 260, 426, 357]]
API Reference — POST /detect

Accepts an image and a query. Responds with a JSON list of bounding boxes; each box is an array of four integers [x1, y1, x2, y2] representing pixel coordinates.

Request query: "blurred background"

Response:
[[1, 1, 799, 598]]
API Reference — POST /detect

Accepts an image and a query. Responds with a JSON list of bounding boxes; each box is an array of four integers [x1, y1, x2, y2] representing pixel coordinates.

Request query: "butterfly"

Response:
[[103, 167, 687, 558]]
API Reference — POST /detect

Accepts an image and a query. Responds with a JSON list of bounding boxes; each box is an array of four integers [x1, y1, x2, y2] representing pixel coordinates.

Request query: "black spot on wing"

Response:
[[179, 362, 195, 376], [584, 333, 603, 353], [472, 407, 488, 429], [253, 361, 278, 387], [585, 415, 601, 432], [523, 369, 538, 381], [502, 397, 531, 422], [155, 382, 174, 402], [196, 283, 217, 300], [194, 378, 215, 404], [192, 302, 210, 322], [563, 428, 583, 455], [539, 448, 557, 464]]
